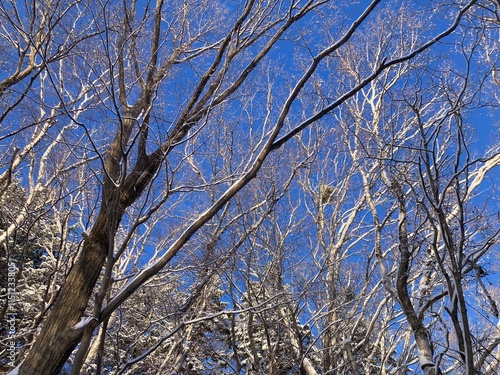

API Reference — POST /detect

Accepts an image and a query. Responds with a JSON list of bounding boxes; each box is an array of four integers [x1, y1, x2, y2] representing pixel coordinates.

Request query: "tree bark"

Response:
[[393, 182, 439, 375], [17, 204, 120, 374]]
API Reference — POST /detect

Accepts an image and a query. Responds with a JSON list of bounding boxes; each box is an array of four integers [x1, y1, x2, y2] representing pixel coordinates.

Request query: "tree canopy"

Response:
[[1, 1, 500, 374]]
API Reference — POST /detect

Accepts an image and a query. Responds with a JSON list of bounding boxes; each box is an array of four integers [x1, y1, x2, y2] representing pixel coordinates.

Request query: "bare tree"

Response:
[[330, 6, 500, 372], [0, 0, 494, 374]]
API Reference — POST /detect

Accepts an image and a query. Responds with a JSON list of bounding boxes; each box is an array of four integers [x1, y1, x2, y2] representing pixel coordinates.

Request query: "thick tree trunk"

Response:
[[16, 211, 115, 375], [15, 99, 144, 375]]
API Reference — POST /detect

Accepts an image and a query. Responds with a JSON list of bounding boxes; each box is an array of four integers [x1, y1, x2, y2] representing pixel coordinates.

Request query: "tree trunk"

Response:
[[16, 210, 116, 375], [393, 183, 438, 374]]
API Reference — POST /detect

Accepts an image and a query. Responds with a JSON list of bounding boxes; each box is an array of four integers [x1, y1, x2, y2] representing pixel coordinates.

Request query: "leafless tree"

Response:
[[0, 0, 495, 374], [329, 6, 500, 372]]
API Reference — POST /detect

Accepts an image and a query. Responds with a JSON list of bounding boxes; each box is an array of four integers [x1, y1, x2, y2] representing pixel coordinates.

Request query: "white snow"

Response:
[[72, 317, 93, 330], [7, 363, 21, 375], [418, 351, 434, 369]]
